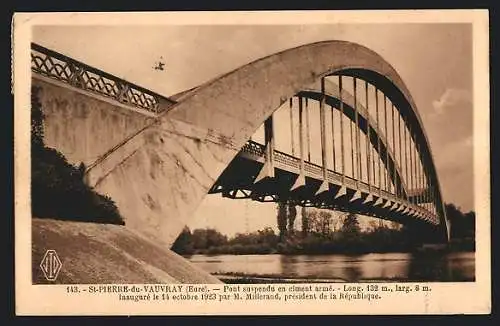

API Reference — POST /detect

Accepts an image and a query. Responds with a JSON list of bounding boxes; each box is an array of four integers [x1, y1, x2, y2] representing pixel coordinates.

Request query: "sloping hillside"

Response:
[[32, 218, 222, 284]]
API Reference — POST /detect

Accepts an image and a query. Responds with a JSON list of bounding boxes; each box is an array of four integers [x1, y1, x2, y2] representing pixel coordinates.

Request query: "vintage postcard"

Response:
[[13, 10, 490, 315]]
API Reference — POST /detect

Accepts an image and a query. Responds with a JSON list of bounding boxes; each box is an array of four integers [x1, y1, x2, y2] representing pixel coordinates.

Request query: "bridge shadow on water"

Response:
[[405, 251, 475, 282]]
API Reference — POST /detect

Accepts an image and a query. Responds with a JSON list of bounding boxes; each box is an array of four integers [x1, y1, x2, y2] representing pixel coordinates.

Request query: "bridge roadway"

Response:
[[211, 140, 438, 227]]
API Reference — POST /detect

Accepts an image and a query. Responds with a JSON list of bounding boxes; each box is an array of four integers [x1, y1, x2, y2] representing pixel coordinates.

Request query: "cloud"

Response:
[[432, 88, 472, 115], [434, 135, 472, 167]]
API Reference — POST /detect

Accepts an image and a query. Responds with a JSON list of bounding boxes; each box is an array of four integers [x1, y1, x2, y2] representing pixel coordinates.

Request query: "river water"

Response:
[[188, 251, 475, 282]]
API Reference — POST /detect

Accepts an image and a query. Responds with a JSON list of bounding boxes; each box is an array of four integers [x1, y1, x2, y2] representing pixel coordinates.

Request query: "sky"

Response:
[[33, 22, 474, 236]]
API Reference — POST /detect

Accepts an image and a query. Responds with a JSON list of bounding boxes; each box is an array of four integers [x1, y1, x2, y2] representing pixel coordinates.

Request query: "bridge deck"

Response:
[[210, 140, 438, 226]]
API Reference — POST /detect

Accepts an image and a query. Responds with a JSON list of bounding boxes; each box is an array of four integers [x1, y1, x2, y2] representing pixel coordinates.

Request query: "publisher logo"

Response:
[[40, 249, 62, 281]]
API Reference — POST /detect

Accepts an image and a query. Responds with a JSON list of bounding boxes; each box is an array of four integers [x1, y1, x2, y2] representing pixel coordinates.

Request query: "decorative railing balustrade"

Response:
[[241, 140, 266, 157], [31, 43, 176, 114]]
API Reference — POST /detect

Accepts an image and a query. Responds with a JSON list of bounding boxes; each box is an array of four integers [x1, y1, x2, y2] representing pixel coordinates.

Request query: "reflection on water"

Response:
[[188, 251, 475, 282]]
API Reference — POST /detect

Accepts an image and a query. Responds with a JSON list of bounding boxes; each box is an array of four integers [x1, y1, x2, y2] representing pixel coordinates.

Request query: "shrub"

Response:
[[31, 86, 124, 225]]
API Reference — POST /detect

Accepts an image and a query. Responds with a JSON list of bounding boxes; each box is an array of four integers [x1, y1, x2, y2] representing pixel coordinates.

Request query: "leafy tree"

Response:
[[257, 227, 279, 247], [287, 204, 297, 235], [318, 211, 333, 236], [341, 213, 361, 236], [308, 210, 333, 236], [301, 206, 309, 237], [191, 228, 228, 249], [446, 203, 475, 239], [277, 202, 288, 241], [171, 227, 193, 254], [306, 210, 320, 234], [462, 211, 475, 238]]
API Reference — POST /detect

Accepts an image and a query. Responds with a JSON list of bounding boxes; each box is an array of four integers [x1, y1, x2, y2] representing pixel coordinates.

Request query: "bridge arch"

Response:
[[86, 40, 448, 246]]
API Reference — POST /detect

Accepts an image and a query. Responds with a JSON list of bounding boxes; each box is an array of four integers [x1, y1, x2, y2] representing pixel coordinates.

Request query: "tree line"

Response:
[[172, 201, 475, 255]]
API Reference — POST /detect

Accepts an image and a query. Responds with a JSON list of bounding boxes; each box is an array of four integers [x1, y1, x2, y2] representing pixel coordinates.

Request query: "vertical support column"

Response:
[[430, 175, 434, 215], [306, 98, 311, 162], [434, 184, 439, 219], [416, 143, 420, 208], [320, 78, 328, 179], [372, 139, 376, 188], [299, 97, 305, 176], [289, 97, 295, 156], [264, 116, 274, 177], [411, 131, 416, 208], [429, 177, 434, 218], [366, 81, 371, 191], [364, 81, 374, 204], [422, 160, 427, 209], [424, 168, 429, 212], [414, 134, 418, 208], [424, 166, 428, 211], [382, 96, 394, 209], [255, 115, 275, 182], [433, 183, 437, 218], [391, 103, 397, 197], [432, 181, 437, 217], [317, 77, 329, 195], [350, 94, 355, 179], [354, 78, 362, 184], [418, 146, 423, 213], [387, 102, 400, 211], [418, 146, 422, 209], [406, 125, 412, 215], [340, 76, 345, 181], [420, 147, 426, 210], [331, 107, 336, 172], [419, 148, 424, 209], [375, 88, 383, 205], [425, 165, 428, 212], [397, 107, 403, 201], [291, 96, 306, 191], [404, 121, 408, 201], [399, 116, 407, 213], [351, 77, 362, 201], [415, 141, 419, 208], [408, 129, 414, 206], [384, 96, 389, 193], [336, 75, 347, 199], [427, 174, 433, 212], [414, 139, 418, 208]]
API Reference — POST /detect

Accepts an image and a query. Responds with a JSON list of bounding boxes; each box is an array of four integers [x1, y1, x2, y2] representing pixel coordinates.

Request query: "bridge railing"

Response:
[[30, 43, 176, 114], [242, 141, 406, 204], [237, 141, 437, 224]]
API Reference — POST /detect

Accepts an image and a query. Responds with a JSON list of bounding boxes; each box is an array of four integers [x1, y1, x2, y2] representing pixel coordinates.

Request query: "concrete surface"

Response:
[[32, 218, 222, 284]]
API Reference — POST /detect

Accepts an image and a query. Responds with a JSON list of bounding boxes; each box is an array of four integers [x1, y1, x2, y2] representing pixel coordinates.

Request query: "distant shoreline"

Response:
[[214, 273, 475, 284], [184, 247, 475, 257], [215, 273, 346, 283]]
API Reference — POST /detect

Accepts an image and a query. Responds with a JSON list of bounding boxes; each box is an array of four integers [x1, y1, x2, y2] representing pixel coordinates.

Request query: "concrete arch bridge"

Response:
[[31, 40, 449, 248]]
